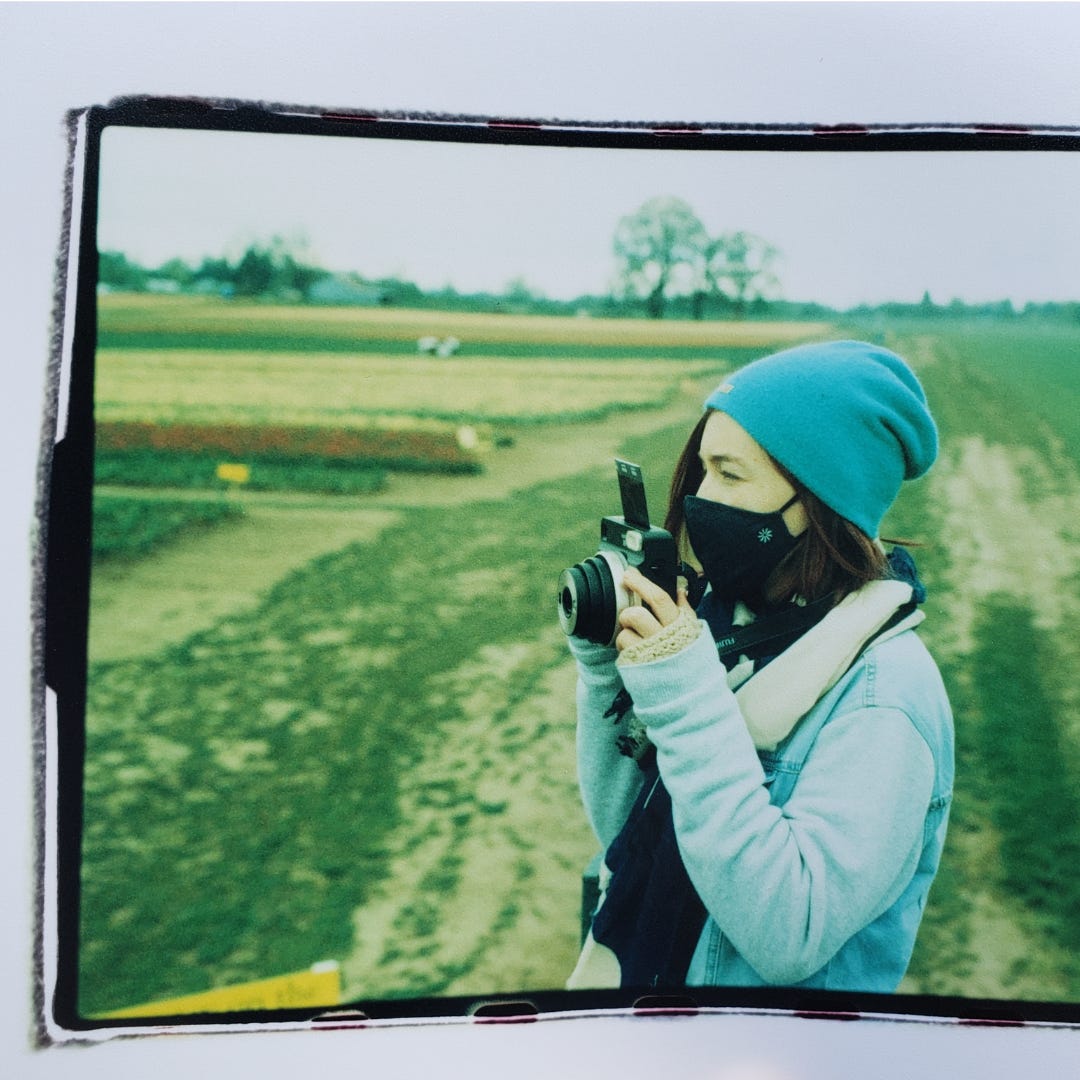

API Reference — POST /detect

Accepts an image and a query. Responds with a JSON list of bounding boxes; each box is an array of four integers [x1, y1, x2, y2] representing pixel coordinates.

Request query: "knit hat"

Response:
[[704, 340, 938, 538]]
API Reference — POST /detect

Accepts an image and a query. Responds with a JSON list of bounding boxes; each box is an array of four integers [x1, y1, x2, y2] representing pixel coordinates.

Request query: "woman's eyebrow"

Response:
[[700, 451, 750, 470]]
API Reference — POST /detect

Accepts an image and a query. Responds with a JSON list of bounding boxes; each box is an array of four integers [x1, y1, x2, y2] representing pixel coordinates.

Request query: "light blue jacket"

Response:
[[572, 619, 954, 992]]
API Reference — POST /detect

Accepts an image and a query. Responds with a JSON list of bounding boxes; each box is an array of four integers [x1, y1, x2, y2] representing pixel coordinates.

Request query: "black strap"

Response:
[[713, 594, 835, 669]]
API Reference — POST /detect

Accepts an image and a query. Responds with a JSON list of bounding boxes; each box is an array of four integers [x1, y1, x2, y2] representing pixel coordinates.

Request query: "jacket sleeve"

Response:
[[567, 637, 648, 850], [616, 628, 935, 985]]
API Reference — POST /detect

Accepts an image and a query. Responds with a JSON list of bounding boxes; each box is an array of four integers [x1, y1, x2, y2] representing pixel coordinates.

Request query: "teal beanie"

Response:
[[704, 340, 938, 538]]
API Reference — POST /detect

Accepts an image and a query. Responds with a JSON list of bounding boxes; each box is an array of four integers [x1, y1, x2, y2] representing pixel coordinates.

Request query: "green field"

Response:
[[97, 293, 829, 354], [92, 493, 246, 563], [877, 321, 1080, 1000], [94, 295, 825, 498], [78, 296, 1080, 1015]]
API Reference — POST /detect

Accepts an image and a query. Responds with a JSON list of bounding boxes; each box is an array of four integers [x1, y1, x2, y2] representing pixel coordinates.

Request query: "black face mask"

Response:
[[683, 492, 801, 607]]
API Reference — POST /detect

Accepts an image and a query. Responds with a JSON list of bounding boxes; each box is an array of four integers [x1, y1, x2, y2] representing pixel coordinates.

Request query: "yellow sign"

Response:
[[99, 961, 341, 1019], [216, 462, 251, 485]]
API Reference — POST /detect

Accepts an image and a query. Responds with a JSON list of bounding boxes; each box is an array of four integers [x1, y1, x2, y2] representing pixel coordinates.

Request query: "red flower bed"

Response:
[[97, 420, 478, 467]]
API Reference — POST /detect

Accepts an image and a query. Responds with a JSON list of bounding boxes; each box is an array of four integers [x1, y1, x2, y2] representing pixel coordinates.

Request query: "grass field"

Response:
[[97, 293, 828, 354], [876, 321, 1080, 1001], [77, 296, 1080, 1016], [95, 349, 723, 426], [92, 493, 246, 562]]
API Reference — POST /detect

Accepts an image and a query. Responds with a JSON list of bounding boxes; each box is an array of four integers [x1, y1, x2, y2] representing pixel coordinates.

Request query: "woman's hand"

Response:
[[615, 567, 695, 652]]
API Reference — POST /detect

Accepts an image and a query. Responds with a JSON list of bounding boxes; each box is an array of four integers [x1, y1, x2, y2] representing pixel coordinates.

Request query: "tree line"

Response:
[[98, 237, 327, 300], [98, 212, 1080, 326]]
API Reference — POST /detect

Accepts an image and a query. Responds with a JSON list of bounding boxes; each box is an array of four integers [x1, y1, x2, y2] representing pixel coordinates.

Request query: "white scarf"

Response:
[[731, 578, 921, 750], [616, 578, 922, 754]]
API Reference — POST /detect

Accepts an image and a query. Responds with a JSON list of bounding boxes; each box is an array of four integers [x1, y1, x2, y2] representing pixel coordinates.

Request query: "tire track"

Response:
[[338, 631, 593, 1001], [900, 378, 1080, 1000]]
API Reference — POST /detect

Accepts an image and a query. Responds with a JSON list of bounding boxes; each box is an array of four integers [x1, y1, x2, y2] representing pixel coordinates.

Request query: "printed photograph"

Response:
[[75, 118, 1080, 1020]]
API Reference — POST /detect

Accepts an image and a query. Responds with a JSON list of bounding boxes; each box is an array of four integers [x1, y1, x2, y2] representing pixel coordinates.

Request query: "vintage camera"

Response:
[[557, 459, 679, 645]]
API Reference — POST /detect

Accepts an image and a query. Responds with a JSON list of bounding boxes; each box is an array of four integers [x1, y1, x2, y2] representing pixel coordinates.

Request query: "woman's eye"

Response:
[[700, 459, 742, 483]]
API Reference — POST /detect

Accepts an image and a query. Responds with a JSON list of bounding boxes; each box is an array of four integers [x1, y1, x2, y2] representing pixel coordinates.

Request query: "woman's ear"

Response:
[[783, 499, 810, 538]]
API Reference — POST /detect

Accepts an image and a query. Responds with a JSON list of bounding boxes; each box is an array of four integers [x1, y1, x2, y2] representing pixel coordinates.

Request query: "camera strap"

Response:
[[711, 595, 837, 669]]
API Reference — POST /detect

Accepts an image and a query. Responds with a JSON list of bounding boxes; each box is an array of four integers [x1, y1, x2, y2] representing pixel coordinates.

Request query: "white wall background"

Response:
[[4, 3, 1079, 1076]]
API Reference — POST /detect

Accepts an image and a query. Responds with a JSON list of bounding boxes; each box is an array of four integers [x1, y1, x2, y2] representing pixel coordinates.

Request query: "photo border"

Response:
[[39, 95, 1080, 1041]]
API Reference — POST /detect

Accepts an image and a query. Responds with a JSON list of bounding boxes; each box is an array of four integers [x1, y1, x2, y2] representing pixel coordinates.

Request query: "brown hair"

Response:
[[663, 411, 889, 609]]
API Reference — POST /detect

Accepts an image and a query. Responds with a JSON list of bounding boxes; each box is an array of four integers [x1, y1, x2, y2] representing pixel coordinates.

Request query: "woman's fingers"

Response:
[[616, 570, 698, 652], [676, 581, 694, 614], [615, 605, 663, 652], [621, 566, 681, 627], [617, 603, 663, 639]]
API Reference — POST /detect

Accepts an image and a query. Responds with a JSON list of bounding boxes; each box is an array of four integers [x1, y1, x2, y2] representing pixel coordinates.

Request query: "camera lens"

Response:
[[557, 550, 629, 644], [559, 584, 575, 620]]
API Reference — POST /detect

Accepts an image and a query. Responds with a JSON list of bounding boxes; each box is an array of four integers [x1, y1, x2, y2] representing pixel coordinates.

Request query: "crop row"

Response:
[[96, 420, 483, 471], [94, 450, 399, 496], [94, 348, 725, 427]]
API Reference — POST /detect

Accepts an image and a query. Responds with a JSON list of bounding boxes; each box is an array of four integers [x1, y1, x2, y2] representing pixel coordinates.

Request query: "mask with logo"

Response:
[[683, 492, 801, 607]]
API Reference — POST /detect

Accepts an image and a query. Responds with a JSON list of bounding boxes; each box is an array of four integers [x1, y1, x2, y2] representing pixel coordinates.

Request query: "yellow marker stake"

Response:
[[216, 462, 251, 486], [99, 961, 341, 1018]]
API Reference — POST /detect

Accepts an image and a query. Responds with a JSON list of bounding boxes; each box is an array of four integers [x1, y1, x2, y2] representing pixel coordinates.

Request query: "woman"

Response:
[[567, 339, 954, 993]]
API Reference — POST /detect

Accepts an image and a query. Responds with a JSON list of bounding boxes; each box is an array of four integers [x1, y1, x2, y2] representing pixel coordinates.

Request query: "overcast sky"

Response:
[[98, 124, 1080, 310]]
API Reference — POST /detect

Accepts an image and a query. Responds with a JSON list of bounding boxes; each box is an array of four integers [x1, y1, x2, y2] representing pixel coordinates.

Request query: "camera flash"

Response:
[[625, 530, 643, 553]]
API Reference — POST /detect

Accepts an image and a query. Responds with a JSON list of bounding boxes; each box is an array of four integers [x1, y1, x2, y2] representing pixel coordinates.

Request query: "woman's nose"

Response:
[[696, 474, 719, 502]]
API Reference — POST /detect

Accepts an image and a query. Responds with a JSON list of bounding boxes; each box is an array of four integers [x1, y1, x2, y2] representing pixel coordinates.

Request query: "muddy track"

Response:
[[892, 335, 1080, 1002], [900, 431, 1080, 1001], [89, 375, 717, 664], [338, 634, 591, 1000], [87, 374, 721, 1001]]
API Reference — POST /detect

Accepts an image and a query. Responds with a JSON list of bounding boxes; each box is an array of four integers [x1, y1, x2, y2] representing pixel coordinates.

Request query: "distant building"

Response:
[[307, 276, 389, 306], [144, 278, 182, 294], [192, 279, 234, 298]]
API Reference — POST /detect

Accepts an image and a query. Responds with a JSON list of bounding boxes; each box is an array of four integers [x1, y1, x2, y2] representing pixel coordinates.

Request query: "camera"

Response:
[[557, 459, 680, 645]]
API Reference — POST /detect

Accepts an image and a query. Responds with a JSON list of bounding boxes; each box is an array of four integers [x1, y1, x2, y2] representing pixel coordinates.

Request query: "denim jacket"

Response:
[[570, 611, 954, 992]]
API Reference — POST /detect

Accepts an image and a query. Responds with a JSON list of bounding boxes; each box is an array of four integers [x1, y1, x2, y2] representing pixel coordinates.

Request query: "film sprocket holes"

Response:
[[557, 459, 679, 645]]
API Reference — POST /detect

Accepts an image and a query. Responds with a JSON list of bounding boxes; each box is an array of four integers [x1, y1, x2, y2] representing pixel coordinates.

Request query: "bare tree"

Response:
[[704, 231, 781, 318], [612, 197, 708, 318]]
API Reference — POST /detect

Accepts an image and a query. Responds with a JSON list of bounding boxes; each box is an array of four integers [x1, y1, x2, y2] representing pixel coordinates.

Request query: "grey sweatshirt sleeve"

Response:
[[617, 628, 935, 985], [567, 637, 647, 850]]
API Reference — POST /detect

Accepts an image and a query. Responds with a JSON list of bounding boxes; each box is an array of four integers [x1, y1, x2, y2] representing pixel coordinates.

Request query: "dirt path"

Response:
[[89, 374, 716, 663], [338, 632, 593, 1000], [924, 434, 1080, 656], [88, 505, 403, 663], [361, 374, 711, 508], [898, 428, 1080, 1001], [86, 375, 718, 1001]]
